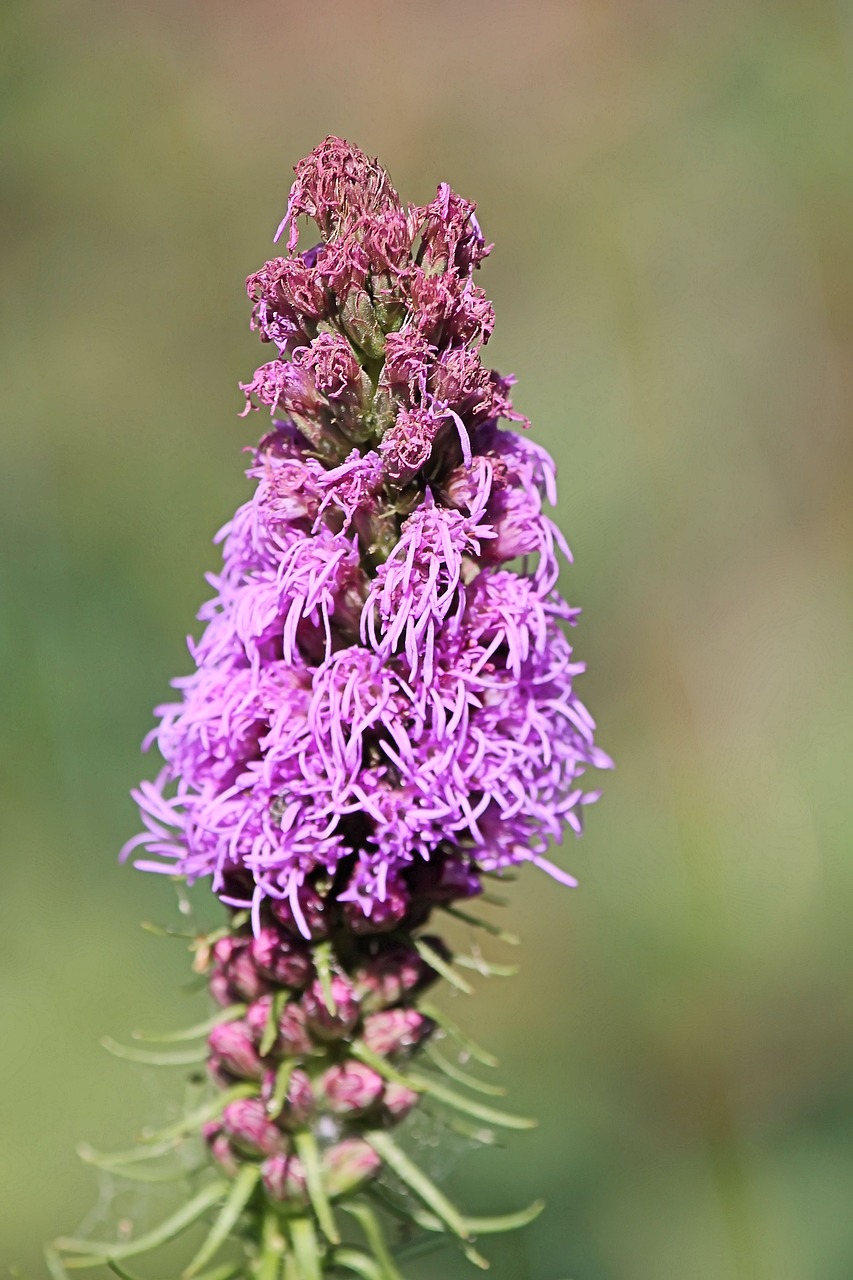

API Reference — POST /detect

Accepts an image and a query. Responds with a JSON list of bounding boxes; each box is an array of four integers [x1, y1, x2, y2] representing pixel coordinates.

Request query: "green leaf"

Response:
[[133, 1005, 246, 1043], [440, 905, 520, 945], [350, 1040, 423, 1091], [44, 1247, 70, 1280], [406, 1071, 537, 1130], [294, 1131, 340, 1244], [390, 1236, 451, 1265], [105, 1263, 147, 1280], [364, 1131, 468, 1239], [453, 956, 519, 977], [77, 1138, 179, 1169], [255, 1212, 286, 1280], [425, 1046, 508, 1097], [55, 1180, 227, 1260], [331, 1250, 382, 1280], [139, 1083, 257, 1143], [412, 939, 473, 994], [463, 1201, 545, 1234], [341, 1203, 403, 1280], [260, 991, 288, 1058], [288, 1218, 322, 1280], [141, 921, 196, 939], [101, 1038, 209, 1067], [183, 1164, 261, 1276], [88, 1159, 204, 1184], [444, 1115, 499, 1146], [183, 1269, 242, 1280], [417, 1004, 499, 1068], [312, 942, 338, 1015], [266, 1058, 296, 1119]]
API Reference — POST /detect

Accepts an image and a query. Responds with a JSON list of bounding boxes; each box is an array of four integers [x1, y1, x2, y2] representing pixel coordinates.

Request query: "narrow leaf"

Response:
[[294, 1131, 340, 1244], [444, 1115, 498, 1146], [463, 1201, 546, 1234], [365, 1131, 468, 1239], [425, 1046, 507, 1096], [44, 1248, 70, 1280], [312, 942, 337, 1015], [440, 906, 520, 945], [89, 1159, 203, 1185], [288, 1218, 322, 1280], [105, 1265, 149, 1280], [453, 956, 519, 977], [55, 1180, 227, 1259], [101, 1038, 208, 1067], [342, 1203, 403, 1280], [77, 1138, 179, 1169], [266, 1058, 296, 1119], [351, 1041, 423, 1090], [260, 990, 288, 1058], [412, 939, 473, 995], [139, 1083, 256, 1143], [331, 1250, 381, 1280], [133, 1006, 245, 1043], [406, 1072, 537, 1130], [418, 1004, 499, 1068], [183, 1164, 260, 1276], [462, 1243, 491, 1269], [256, 1211, 286, 1280]]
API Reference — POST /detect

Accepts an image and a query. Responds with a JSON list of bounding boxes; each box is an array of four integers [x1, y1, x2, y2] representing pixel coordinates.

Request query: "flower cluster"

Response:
[[202, 917, 437, 1203], [124, 135, 611, 935]]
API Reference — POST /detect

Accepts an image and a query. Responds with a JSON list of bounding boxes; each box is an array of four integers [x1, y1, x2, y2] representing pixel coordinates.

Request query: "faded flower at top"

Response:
[[123, 136, 611, 934]]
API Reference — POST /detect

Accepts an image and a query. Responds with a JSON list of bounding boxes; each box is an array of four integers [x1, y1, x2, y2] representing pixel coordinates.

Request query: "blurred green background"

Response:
[[3, 1, 853, 1276]]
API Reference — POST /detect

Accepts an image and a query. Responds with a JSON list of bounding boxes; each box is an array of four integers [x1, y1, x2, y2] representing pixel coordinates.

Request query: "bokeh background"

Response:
[[3, 1, 853, 1276]]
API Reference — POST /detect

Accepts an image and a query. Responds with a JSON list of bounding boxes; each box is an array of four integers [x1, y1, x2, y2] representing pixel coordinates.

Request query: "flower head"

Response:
[[125, 137, 611, 932]]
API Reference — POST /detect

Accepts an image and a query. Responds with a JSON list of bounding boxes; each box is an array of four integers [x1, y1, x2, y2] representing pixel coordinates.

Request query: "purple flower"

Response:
[[124, 136, 611, 932]]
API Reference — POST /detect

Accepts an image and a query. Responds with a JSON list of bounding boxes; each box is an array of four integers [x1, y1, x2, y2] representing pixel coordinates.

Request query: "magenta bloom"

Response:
[[123, 136, 611, 934]]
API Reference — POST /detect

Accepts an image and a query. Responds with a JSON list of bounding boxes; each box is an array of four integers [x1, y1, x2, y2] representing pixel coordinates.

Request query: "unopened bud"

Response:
[[322, 1138, 382, 1199], [203, 1122, 240, 1177], [250, 927, 313, 989], [261, 1152, 308, 1206], [278, 1001, 314, 1056], [222, 1097, 284, 1158], [208, 1020, 264, 1080], [303, 976, 360, 1041], [381, 1081, 420, 1123], [344, 884, 410, 935], [362, 1007, 433, 1057], [261, 1067, 315, 1129], [321, 1061, 384, 1116], [270, 885, 330, 940], [353, 945, 431, 1013], [225, 947, 271, 1002]]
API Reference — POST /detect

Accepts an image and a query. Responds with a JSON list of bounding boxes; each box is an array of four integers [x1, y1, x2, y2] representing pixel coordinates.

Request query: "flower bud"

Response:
[[261, 1152, 308, 1206], [250, 927, 313, 989], [381, 1082, 420, 1124], [208, 1020, 264, 1080], [353, 945, 431, 1013], [270, 885, 330, 940], [321, 1061, 384, 1116], [362, 1008, 433, 1057], [278, 1001, 314, 1056], [261, 1067, 315, 1129], [222, 1097, 284, 1158], [225, 947, 271, 1003], [321, 1138, 382, 1199], [245, 994, 275, 1046], [303, 976, 360, 1041], [343, 883, 410, 935], [203, 1123, 240, 1177], [208, 971, 233, 1008]]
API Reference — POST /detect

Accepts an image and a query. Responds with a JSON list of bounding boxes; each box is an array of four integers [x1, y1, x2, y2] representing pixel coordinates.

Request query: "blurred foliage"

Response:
[[3, 1, 853, 1276]]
